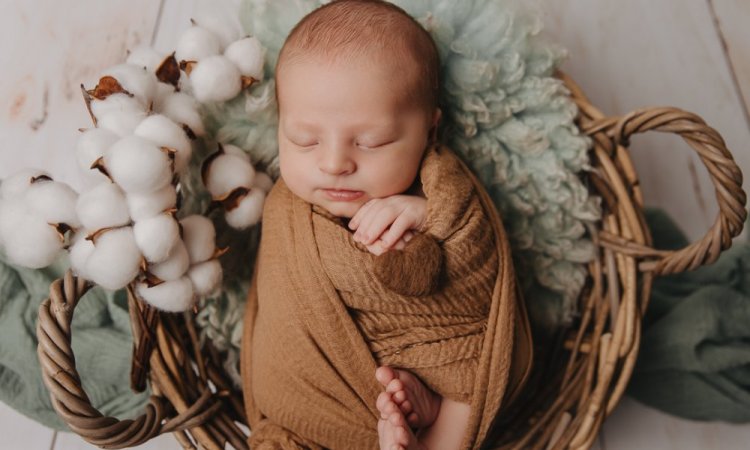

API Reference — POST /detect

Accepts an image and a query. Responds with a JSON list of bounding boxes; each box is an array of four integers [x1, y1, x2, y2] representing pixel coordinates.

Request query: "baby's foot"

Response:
[[377, 399, 422, 450], [375, 366, 441, 429]]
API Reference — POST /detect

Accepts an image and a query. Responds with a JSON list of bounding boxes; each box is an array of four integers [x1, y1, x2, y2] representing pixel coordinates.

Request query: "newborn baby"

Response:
[[241, 1, 531, 449], [276, 1, 466, 448]]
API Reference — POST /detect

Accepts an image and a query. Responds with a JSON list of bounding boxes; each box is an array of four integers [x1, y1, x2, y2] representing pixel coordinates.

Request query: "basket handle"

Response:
[[590, 107, 747, 275], [35, 270, 221, 448]]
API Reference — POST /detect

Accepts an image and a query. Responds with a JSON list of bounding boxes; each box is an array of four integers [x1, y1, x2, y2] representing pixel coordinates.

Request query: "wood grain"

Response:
[[710, 0, 750, 128], [0, 0, 163, 192], [537, 0, 750, 242]]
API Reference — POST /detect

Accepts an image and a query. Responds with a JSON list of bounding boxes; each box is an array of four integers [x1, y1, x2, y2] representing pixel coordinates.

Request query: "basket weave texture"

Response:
[[35, 72, 747, 449]]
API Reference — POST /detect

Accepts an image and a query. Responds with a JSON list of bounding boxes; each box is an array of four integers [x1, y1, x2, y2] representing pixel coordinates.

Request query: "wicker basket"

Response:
[[35, 72, 747, 449]]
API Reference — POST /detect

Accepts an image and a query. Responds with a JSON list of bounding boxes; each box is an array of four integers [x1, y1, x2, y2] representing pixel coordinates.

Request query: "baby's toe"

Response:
[[386, 378, 404, 394], [377, 392, 392, 417], [376, 366, 396, 387], [383, 398, 400, 418], [393, 389, 406, 403]]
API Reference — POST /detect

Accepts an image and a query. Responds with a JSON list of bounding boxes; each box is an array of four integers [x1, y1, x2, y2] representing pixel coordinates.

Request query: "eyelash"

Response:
[[357, 140, 393, 149], [291, 140, 317, 149]]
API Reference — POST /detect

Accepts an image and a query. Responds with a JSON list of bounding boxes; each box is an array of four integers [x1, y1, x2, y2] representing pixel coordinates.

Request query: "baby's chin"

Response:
[[315, 199, 364, 218]]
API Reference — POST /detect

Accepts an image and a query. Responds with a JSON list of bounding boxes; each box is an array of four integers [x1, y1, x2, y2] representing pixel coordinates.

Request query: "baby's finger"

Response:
[[365, 241, 387, 256], [348, 199, 376, 230], [392, 238, 407, 250], [353, 201, 386, 241], [378, 214, 413, 248], [356, 203, 397, 245]]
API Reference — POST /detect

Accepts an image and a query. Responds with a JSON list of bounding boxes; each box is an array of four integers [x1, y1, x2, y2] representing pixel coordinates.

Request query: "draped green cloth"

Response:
[[0, 251, 148, 430], [627, 209, 750, 422]]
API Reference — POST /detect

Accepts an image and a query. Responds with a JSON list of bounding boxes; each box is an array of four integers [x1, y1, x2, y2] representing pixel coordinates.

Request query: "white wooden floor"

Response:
[[1, 0, 749, 448]]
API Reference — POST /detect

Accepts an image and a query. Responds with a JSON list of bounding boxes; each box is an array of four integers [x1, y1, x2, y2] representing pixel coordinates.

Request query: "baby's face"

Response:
[[277, 55, 438, 218]]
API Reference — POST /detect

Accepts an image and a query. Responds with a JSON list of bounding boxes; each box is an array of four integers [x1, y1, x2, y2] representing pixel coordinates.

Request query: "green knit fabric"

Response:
[[627, 209, 750, 422]]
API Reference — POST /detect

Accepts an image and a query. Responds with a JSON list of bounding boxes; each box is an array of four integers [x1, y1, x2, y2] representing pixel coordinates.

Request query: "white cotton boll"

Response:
[[225, 189, 265, 229], [105, 136, 172, 194], [188, 259, 222, 297], [153, 82, 176, 109], [180, 215, 215, 264], [222, 144, 249, 161], [133, 213, 179, 263], [177, 70, 192, 93], [0, 199, 63, 269], [4, 216, 64, 269], [102, 64, 158, 106], [97, 109, 148, 138], [205, 154, 255, 199], [192, 13, 241, 50], [134, 114, 192, 174], [90, 93, 145, 121], [224, 36, 265, 80], [0, 199, 27, 243], [189, 55, 241, 103], [155, 92, 205, 137], [126, 184, 176, 221], [76, 182, 130, 230], [126, 46, 164, 73], [252, 172, 273, 193], [69, 230, 95, 280], [175, 26, 221, 62], [136, 276, 194, 312], [24, 180, 81, 228], [149, 239, 189, 281], [1, 168, 51, 199], [75, 128, 119, 184], [85, 227, 142, 290]]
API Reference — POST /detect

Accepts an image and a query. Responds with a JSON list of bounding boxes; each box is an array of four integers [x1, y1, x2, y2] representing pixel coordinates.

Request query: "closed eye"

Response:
[[357, 140, 395, 149], [291, 140, 318, 148]]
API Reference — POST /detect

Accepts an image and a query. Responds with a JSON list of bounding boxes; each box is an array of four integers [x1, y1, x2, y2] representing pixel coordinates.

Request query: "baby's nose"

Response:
[[318, 146, 355, 175]]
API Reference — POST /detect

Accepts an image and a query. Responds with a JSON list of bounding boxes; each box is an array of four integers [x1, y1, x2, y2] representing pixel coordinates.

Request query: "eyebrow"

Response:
[[284, 117, 401, 133]]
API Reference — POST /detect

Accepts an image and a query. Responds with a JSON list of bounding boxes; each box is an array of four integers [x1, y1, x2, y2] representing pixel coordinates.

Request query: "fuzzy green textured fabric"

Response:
[[193, 0, 601, 372], [0, 250, 149, 430]]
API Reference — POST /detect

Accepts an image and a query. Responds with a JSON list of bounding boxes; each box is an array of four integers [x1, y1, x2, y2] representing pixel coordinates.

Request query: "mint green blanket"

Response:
[[0, 252, 148, 430], [626, 210, 750, 422]]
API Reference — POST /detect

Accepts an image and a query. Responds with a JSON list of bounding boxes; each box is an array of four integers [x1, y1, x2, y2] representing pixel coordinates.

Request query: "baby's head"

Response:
[[275, 0, 441, 218]]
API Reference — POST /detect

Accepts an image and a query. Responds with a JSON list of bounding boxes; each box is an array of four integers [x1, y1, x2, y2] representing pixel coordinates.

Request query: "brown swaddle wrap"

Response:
[[240, 144, 532, 449]]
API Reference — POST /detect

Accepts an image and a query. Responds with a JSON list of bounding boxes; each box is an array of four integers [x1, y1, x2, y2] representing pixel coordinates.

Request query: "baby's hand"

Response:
[[348, 195, 426, 255]]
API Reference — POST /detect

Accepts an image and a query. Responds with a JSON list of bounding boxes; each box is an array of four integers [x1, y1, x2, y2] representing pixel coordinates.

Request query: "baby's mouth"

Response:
[[321, 188, 364, 201]]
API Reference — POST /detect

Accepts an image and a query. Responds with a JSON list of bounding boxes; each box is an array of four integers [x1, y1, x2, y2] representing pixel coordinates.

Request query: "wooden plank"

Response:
[[538, 0, 750, 243], [602, 397, 750, 450], [0, 401, 56, 449], [53, 431, 183, 450], [152, 0, 242, 54], [0, 0, 163, 192], [711, 0, 750, 126]]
